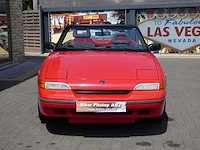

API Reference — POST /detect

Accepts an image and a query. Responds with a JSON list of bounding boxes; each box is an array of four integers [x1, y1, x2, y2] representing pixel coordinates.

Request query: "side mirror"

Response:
[[44, 42, 56, 50], [149, 43, 161, 51]]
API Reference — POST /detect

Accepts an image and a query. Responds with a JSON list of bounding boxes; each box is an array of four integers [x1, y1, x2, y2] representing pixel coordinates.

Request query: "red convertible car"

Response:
[[38, 24, 166, 124]]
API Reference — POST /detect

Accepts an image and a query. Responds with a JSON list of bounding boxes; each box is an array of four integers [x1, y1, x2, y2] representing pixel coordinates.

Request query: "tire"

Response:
[[38, 106, 51, 124], [152, 103, 166, 123], [152, 111, 165, 123]]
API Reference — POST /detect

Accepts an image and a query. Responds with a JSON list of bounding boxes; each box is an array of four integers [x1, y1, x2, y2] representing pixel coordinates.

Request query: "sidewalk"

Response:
[[0, 53, 47, 91], [0, 56, 46, 80]]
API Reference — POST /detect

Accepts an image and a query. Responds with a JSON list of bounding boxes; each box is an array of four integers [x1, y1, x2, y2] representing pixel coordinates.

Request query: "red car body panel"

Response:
[[38, 51, 166, 123]]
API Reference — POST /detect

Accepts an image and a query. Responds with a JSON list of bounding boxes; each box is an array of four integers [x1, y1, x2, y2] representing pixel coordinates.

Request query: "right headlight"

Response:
[[134, 82, 165, 90]]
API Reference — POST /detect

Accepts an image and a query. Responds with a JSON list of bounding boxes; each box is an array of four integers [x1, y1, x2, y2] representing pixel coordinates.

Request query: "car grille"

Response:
[[74, 90, 131, 94]]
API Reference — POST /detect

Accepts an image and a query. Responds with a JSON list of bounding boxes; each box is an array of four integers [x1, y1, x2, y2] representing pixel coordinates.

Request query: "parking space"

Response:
[[0, 57, 200, 150]]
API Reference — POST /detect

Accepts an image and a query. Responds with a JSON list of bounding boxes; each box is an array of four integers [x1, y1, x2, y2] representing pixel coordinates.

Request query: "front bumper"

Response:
[[38, 97, 165, 123]]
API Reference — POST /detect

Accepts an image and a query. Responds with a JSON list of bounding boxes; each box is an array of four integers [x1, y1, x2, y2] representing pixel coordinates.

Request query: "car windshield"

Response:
[[56, 25, 148, 52]]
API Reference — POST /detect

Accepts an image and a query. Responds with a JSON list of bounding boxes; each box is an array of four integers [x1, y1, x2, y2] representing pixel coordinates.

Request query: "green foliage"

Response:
[[110, 10, 125, 24], [23, 0, 33, 11]]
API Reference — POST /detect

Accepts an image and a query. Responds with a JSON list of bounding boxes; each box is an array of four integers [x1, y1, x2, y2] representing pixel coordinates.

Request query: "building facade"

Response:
[[0, 0, 24, 64], [39, 0, 200, 54]]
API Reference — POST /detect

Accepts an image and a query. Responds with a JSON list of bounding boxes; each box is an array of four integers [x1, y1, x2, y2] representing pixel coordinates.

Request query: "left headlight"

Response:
[[134, 82, 164, 90], [39, 81, 71, 90]]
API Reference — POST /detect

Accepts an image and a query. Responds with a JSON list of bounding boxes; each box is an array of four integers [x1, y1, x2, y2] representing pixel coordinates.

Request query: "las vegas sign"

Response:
[[138, 8, 200, 52]]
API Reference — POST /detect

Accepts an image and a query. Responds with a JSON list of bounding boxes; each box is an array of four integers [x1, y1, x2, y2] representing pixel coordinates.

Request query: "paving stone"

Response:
[[0, 57, 200, 150]]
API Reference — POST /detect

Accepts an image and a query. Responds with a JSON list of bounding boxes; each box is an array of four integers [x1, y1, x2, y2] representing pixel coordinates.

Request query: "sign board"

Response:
[[83, 14, 99, 20], [138, 8, 200, 53]]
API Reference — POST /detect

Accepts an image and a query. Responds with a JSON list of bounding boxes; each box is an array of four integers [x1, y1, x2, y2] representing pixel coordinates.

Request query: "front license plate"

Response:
[[76, 101, 126, 112]]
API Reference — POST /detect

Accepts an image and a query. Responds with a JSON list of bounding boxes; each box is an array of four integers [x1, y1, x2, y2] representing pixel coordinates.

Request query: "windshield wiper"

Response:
[[56, 46, 95, 51], [56, 44, 146, 52], [59, 41, 97, 50], [104, 45, 139, 51]]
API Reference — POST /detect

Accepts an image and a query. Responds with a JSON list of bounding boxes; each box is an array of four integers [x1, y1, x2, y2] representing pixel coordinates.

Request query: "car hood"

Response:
[[46, 51, 158, 80]]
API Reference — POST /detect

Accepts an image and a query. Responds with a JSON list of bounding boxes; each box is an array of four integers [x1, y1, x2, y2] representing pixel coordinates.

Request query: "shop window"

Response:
[[0, 0, 10, 64], [50, 10, 125, 43]]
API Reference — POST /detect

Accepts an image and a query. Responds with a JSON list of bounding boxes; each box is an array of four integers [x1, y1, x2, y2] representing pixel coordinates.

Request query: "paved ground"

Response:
[[0, 56, 200, 150]]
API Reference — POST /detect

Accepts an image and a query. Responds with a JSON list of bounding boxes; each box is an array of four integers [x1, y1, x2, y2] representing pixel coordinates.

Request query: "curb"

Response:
[[15, 67, 39, 81], [0, 67, 39, 81], [154, 54, 200, 58]]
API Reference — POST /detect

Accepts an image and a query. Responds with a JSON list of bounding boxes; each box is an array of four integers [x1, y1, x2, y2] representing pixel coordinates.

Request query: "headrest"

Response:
[[73, 29, 91, 38], [112, 33, 130, 44]]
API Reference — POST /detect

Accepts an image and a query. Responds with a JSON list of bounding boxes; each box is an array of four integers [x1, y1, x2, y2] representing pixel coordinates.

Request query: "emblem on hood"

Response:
[[100, 80, 105, 84]]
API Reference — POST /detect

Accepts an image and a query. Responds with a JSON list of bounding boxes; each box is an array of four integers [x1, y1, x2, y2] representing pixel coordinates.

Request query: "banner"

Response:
[[138, 8, 200, 53]]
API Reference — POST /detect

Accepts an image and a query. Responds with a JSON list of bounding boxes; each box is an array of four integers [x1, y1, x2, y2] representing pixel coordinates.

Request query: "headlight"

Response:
[[134, 83, 163, 90], [42, 82, 71, 90]]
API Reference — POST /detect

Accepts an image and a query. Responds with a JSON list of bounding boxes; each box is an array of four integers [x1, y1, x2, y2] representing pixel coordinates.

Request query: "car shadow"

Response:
[[46, 113, 169, 137]]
